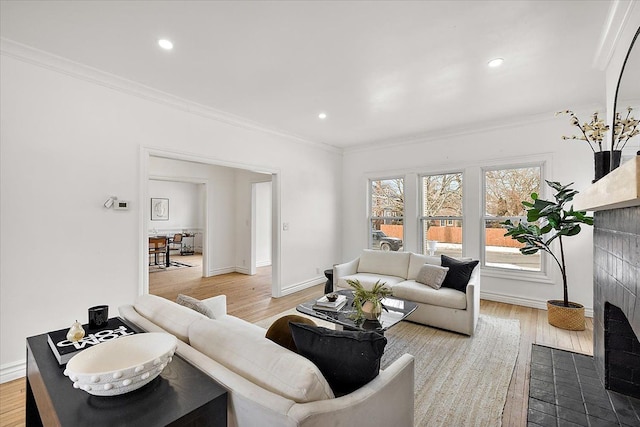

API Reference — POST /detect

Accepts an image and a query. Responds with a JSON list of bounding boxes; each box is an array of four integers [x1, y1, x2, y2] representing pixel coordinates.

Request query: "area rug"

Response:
[[256, 310, 520, 426], [149, 260, 193, 273]]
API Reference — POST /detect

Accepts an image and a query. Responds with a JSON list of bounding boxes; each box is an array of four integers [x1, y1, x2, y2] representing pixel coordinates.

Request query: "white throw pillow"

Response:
[[415, 264, 449, 289], [176, 294, 216, 319]]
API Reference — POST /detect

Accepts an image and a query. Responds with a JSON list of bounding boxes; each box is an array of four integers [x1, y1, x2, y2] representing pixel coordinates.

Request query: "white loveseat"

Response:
[[333, 250, 480, 336], [119, 294, 415, 427]]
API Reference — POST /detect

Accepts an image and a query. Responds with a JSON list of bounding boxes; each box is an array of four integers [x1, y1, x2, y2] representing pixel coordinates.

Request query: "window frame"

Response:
[[418, 171, 464, 256], [480, 162, 550, 281], [368, 176, 405, 250]]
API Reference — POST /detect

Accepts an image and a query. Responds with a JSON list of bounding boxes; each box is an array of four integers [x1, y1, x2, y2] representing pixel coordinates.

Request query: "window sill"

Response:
[[480, 266, 555, 285]]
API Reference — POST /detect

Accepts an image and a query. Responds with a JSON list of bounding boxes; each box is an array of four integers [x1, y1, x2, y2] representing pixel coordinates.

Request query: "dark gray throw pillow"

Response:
[[440, 254, 479, 293], [289, 322, 387, 396]]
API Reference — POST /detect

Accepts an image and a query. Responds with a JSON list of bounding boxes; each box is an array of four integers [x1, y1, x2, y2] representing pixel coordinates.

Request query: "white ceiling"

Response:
[[0, 0, 611, 149]]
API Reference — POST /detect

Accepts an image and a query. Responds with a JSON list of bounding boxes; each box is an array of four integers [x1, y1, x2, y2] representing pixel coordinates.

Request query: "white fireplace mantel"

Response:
[[573, 157, 640, 212]]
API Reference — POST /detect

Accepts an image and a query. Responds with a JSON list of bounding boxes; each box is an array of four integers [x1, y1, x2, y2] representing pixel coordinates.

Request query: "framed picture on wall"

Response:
[[151, 198, 169, 221]]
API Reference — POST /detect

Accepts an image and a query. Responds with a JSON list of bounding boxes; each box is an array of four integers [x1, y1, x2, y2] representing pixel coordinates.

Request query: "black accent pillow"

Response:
[[289, 322, 387, 396], [440, 254, 479, 293]]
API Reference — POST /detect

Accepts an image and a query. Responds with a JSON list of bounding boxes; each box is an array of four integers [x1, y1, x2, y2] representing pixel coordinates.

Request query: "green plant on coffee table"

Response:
[[501, 180, 593, 308], [347, 279, 393, 322]]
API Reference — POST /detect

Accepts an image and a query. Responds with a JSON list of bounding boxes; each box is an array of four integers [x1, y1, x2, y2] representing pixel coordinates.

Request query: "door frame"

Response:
[[251, 180, 273, 275]]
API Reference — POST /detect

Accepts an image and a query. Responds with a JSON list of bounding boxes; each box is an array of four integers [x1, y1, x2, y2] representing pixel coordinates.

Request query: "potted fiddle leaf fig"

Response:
[[502, 180, 593, 331], [346, 279, 393, 321]]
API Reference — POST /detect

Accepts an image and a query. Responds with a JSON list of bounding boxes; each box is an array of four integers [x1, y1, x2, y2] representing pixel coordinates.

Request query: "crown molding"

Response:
[[343, 102, 605, 155], [593, 0, 637, 70], [0, 37, 341, 154]]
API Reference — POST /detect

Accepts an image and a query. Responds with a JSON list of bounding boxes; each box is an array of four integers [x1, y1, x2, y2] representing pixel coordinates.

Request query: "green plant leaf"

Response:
[[501, 180, 592, 306]]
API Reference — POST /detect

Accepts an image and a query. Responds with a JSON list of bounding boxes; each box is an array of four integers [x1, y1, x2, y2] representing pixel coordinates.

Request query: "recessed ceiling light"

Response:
[[318, 113, 327, 120], [488, 58, 504, 68], [158, 39, 174, 50]]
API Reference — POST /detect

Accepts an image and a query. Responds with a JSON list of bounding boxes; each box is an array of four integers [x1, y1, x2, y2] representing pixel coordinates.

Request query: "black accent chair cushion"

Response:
[[441, 254, 479, 293], [265, 315, 316, 352], [289, 322, 387, 396]]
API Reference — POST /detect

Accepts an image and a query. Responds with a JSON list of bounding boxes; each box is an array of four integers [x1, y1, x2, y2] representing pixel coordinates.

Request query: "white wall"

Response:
[[341, 112, 598, 313], [0, 53, 342, 379], [148, 180, 203, 235]]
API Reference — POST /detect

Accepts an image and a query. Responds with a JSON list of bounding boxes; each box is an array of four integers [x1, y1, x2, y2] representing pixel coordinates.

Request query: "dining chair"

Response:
[[168, 233, 183, 254], [149, 237, 167, 266]]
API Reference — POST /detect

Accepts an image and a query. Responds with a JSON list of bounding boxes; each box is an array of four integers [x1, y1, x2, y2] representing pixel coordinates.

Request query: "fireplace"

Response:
[[593, 206, 640, 399]]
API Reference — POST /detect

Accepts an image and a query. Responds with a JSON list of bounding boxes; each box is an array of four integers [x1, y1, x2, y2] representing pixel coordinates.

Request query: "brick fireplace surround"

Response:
[[594, 206, 640, 398]]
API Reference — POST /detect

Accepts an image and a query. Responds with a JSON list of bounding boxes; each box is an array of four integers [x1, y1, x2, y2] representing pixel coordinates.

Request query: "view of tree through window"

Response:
[[369, 178, 404, 251], [420, 173, 463, 257], [484, 166, 541, 270]]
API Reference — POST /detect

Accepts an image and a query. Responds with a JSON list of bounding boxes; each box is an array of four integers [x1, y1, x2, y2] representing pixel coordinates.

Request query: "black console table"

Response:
[[26, 320, 227, 426]]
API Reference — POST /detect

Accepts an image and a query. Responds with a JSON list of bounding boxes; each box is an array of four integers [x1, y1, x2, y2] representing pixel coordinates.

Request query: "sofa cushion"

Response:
[[266, 315, 317, 352], [133, 294, 207, 343], [189, 318, 334, 403], [415, 264, 449, 289], [357, 249, 411, 279], [176, 294, 215, 319], [289, 323, 387, 396], [337, 273, 405, 290], [407, 253, 441, 280], [441, 255, 479, 293], [392, 280, 467, 310]]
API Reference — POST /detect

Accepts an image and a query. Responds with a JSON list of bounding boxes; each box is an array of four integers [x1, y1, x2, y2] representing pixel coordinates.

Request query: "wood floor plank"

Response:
[[0, 259, 596, 427]]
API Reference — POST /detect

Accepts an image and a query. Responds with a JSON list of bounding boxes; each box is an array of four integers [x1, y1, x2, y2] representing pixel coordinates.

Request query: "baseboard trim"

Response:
[[256, 260, 272, 268], [1, 360, 25, 384], [207, 266, 237, 276], [280, 276, 325, 296], [480, 290, 594, 318]]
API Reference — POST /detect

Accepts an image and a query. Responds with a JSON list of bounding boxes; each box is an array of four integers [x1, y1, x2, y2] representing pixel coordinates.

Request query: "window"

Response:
[[369, 178, 404, 251], [420, 173, 463, 257], [483, 165, 542, 271]]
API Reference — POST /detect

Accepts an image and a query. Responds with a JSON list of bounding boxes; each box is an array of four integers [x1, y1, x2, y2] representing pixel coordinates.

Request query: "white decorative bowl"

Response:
[[63, 332, 178, 396]]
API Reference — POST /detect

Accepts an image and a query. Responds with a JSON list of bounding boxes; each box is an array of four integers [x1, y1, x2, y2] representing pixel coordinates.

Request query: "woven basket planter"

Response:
[[547, 300, 585, 331]]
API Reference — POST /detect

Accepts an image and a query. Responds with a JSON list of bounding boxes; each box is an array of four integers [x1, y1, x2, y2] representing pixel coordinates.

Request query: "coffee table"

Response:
[[26, 318, 227, 427], [296, 289, 417, 334]]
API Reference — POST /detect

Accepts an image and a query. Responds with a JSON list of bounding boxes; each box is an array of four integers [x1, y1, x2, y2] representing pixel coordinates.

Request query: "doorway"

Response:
[[251, 181, 272, 275], [140, 148, 281, 297], [147, 178, 206, 280]]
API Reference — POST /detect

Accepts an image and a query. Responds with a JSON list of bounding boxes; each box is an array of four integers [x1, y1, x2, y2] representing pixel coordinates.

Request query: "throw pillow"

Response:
[[440, 255, 479, 293], [289, 322, 387, 396], [265, 315, 317, 352], [176, 294, 215, 319], [415, 264, 449, 289]]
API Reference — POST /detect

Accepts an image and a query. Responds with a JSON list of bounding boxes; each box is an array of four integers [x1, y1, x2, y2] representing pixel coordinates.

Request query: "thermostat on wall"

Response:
[[113, 200, 130, 210]]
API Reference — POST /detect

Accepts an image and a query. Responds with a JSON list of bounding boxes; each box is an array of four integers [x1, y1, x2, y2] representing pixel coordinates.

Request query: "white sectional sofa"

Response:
[[119, 294, 415, 427], [333, 250, 480, 336]]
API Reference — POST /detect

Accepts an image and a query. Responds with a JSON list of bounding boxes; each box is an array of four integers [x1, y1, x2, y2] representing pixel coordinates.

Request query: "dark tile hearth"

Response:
[[527, 345, 640, 427]]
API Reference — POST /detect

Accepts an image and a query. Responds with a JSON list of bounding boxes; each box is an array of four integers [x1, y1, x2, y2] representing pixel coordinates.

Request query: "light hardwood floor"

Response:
[[0, 256, 594, 427]]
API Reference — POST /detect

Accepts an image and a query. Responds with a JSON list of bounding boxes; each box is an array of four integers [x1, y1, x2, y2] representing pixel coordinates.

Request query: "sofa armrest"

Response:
[[201, 295, 227, 318], [465, 266, 481, 335], [333, 257, 360, 288], [287, 354, 415, 427]]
